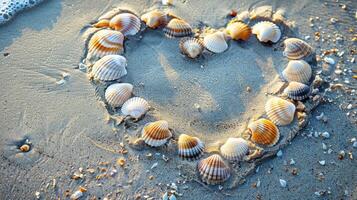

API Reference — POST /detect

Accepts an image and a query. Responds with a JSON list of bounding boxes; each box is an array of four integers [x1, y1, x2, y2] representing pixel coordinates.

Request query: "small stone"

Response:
[[289, 159, 296, 165], [324, 57, 335, 65], [322, 143, 327, 150], [338, 150, 345, 160], [276, 150, 283, 157], [321, 132, 330, 139], [279, 179, 287, 188], [3, 52, 10, 57], [246, 86, 252, 92], [151, 162, 158, 170], [334, 69, 342, 75], [330, 17, 338, 24], [35, 191, 40, 199], [346, 104, 352, 110], [162, 0, 173, 6], [194, 103, 201, 111], [319, 160, 326, 166], [353, 142, 357, 148]]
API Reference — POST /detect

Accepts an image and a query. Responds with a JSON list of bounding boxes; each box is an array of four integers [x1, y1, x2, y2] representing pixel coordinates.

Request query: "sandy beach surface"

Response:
[[0, 0, 356, 199]]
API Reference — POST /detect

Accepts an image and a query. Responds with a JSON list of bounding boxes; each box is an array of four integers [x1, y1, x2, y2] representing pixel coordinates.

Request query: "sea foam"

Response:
[[0, 0, 45, 25]]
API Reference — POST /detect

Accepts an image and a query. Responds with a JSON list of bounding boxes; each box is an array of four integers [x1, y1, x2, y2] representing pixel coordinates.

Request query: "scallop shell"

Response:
[[248, 119, 280, 146], [121, 97, 149, 119], [203, 32, 228, 53], [109, 13, 141, 36], [282, 60, 312, 84], [86, 30, 124, 62], [105, 83, 133, 107], [283, 38, 313, 60], [283, 81, 310, 101], [90, 55, 127, 81], [220, 138, 249, 161], [265, 97, 296, 126], [163, 18, 193, 38], [179, 37, 204, 58], [197, 154, 231, 185], [178, 134, 205, 160], [140, 10, 168, 29], [226, 21, 251, 41], [252, 21, 281, 43], [142, 120, 172, 147]]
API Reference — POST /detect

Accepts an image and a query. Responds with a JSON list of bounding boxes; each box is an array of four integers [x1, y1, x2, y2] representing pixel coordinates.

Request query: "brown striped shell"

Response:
[[140, 10, 168, 29], [109, 13, 141, 36], [105, 83, 133, 107], [179, 37, 204, 58], [203, 31, 228, 53], [163, 18, 193, 38], [265, 97, 296, 126], [178, 134, 205, 160], [141, 120, 172, 147], [248, 119, 280, 146], [282, 60, 312, 84], [220, 138, 249, 161], [197, 154, 231, 185], [225, 21, 251, 41], [121, 97, 149, 119], [90, 55, 127, 81], [283, 38, 313, 60], [252, 21, 281, 43], [283, 81, 310, 101]]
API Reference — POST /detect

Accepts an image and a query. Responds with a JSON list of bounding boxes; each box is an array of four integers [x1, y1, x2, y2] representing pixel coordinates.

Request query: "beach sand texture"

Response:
[[0, 0, 356, 199]]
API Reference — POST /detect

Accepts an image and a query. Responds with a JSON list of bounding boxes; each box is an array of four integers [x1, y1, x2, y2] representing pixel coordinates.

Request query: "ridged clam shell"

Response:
[[178, 134, 205, 160], [252, 21, 281, 43], [283, 81, 310, 101], [163, 18, 193, 38], [203, 32, 228, 53], [105, 83, 133, 107], [283, 38, 313, 60], [142, 120, 172, 147], [248, 119, 280, 146], [226, 21, 251, 41], [179, 37, 204, 58], [265, 97, 296, 126], [140, 10, 168, 29], [282, 60, 312, 84], [109, 13, 141, 36], [87, 30, 124, 62], [197, 154, 231, 185], [220, 138, 249, 161], [90, 55, 127, 81], [121, 97, 149, 119]]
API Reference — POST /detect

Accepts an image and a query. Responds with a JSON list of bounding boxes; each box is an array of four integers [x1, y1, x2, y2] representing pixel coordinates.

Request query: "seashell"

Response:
[[265, 97, 296, 126], [141, 10, 168, 29], [220, 138, 249, 161], [162, 0, 173, 5], [248, 119, 280, 146], [163, 18, 193, 38], [178, 134, 205, 160], [90, 55, 127, 81], [252, 21, 281, 43], [226, 21, 251, 41], [179, 37, 204, 58], [250, 5, 273, 20], [141, 120, 172, 147], [86, 30, 124, 62], [282, 60, 312, 84], [283, 81, 310, 101], [109, 13, 141, 36], [197, 154, 231, 185], [236, 11, 250, 23], [121, 97, 150, 119], [203, 31, 228, 53], [105, 83, 133, 107], [93, 8, 122, 28], [283, 38, 313, 60]]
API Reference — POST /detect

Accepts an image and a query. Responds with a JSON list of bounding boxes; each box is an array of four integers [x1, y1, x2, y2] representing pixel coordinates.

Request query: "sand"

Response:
[[0, 0, 356, 199]]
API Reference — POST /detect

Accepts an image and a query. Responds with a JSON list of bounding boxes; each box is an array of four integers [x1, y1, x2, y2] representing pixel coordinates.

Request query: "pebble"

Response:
[[289, 159, 296, 165], [321, 132, 330, 139], [35, 191, 40, 199], [162, 0, 173, 5], [346, 104, 352, 110], [322, 143, 327, 150], [276, 150, 283, 157], [279, 179, 287, 188], [353, 142, 357, 148], [151, 162, 158, 170], [330, 17, 338, 24], [319, 160, 326, 166], [324, 57, 335, 65]]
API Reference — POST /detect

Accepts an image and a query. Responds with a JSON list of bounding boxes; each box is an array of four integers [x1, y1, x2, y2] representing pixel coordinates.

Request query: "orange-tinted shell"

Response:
[[142, 120, 172, 147], [226, 21, 251, 41], [265, 97, 296, 126], [163, 18, 193, 38], [109, 13, 141, 36], [140, 10, 168, 29], [197, 154, 231, 185], [178, 134, 205, 160], [248, 119, 280, 146]]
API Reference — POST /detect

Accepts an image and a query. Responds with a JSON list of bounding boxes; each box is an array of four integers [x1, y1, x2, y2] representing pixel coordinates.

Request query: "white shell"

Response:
[[179, 37, 204, 58], [203, 31, 228, 53], [90, 55, 127, 81], [252, 21, 281, 43], [121, 97, 149, 119], [220, 138, 249, 161], [265, 97, 296, 126], [109, 13, 141, 36], [282, 60, 312, 84], [105, 83, 133, 107]]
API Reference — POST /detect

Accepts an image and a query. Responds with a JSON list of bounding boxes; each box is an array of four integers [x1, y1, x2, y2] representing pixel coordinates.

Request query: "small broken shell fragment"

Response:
[[105, 83, 133, 107], [109, 13, 141, 36], [179, 37, 204, 58], [121, 97, 150, 119], [197, 154, 231, 185], [90, 55, 127, 81], [225, 21, 251, 41], [248, 119, 280, 146], [252, 21, 281, 43], [265, 97, 296, 126], [19, 144, 31, 152], [141, 10, 168, 29], [283, 38, 313, 60], [163, 18, 193, 38], [283, 81, 310, 101], [142, 120, 172, 147], [178, 134, 205, 160], [282, 60, 312, 84], [70, 187, 87, 200], [220, 137, 249, 161], [203, 31, 228, 53], [162, 0, 173, 5], [250, 5, 273, 20]]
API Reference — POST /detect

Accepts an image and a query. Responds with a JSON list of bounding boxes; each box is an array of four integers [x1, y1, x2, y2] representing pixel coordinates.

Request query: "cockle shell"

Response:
[[248, 119, 280, 146], [220, 138, 249, 161], [252, 21, 281, 43], [109, 13, 141, 36], [226, 21, 251, 41], [179, 37, 204, 58], [197, 154, 231, 185], [282, 60, 312, 84], [90, 55, 127, 81], [142, 120, 172, 147], [283, 81, 310, 101], [265, 97, 296, 126], [86, 30, 124, 62], [283, 38, 313, 60], [203, 31, 228, 53], [121, 97, 149, 119], [140, 10, 168, 29], [163, 18, 193, 38], [178, 134, 205, 160], [105, 83, 133, 107]]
